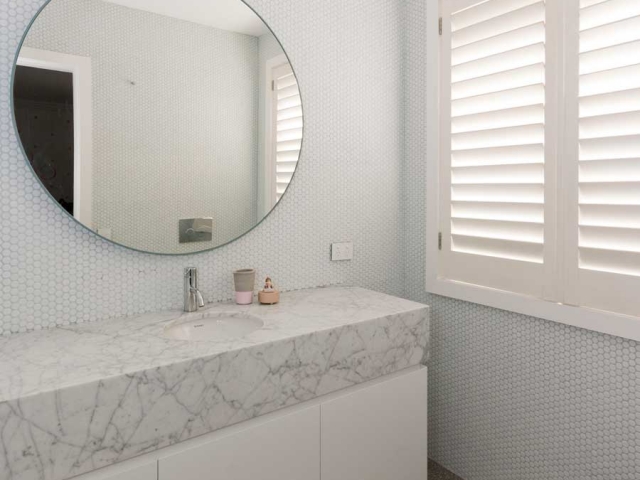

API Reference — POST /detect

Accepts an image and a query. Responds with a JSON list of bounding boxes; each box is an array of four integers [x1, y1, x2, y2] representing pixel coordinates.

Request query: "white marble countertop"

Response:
[[0, 286, 429, 480]]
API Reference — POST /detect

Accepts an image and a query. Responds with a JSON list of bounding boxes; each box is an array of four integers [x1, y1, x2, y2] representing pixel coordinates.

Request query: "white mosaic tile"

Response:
[[0, 0, 405, 335], [402, 1, 640, 479]]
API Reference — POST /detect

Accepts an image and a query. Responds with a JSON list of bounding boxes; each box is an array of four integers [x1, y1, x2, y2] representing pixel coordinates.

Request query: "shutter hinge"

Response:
[[438, 232, 442, 250], [271, 80, 275, 91], [439, 17, 443, 35]]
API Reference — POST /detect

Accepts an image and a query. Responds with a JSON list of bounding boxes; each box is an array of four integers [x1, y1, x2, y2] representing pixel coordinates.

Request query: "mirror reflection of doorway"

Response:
[[14, 47, 93, 226], [14, 65, 75, 215]]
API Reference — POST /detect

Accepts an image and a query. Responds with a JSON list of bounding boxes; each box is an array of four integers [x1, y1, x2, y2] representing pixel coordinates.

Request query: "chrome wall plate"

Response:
[[179, 218, 213, 243]]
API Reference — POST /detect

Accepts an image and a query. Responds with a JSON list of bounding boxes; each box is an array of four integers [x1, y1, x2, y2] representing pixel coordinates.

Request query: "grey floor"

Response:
[[429, 460, 464, 480]]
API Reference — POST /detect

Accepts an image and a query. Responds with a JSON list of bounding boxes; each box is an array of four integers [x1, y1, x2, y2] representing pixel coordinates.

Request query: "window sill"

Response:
[[426, 277, 640, 342]]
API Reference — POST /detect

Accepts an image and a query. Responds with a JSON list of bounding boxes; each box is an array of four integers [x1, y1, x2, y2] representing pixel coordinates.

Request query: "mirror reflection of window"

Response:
[[269, 62, 303, 205]]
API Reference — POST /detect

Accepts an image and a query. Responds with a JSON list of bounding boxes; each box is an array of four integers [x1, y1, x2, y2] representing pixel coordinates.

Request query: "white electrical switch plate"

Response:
[[331, 242, 353, 261]]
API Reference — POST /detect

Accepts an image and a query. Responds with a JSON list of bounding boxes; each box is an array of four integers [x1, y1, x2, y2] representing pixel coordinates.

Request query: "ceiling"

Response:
[[101, 0, 270, 37]]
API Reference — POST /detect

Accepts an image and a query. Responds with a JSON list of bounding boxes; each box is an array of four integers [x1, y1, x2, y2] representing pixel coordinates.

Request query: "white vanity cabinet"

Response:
[[158, 406, 320, 480], [321, 367, 428, 480], [75, 367, 427, 480]]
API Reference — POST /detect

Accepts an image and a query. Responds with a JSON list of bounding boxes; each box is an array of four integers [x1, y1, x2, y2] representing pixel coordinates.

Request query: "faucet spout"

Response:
[[192, 286, 205, 308], [184, 267, 206, 312]]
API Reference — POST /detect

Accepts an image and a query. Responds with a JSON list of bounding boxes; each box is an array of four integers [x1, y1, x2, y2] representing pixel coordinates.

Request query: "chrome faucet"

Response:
[[184, 267, 205, 312]]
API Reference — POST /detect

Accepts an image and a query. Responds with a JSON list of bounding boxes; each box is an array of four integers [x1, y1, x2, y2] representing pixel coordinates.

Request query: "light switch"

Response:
[[331, 242, 353, 261]]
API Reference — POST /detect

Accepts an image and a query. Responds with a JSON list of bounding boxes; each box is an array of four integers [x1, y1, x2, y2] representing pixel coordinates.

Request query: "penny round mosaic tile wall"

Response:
[[0, 0, 404, 335]]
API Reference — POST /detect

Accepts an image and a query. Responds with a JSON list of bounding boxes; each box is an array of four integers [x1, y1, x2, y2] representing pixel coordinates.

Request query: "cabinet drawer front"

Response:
[[321, 367, 428, 480], [158, 406, 320, 480]]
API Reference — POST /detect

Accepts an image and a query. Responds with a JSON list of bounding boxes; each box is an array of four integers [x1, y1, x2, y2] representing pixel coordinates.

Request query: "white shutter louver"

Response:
[[439, 0, 556, 297], [565, 0, 640, 316], [433, 0, 640, 331], [272, 63, 302, 202]]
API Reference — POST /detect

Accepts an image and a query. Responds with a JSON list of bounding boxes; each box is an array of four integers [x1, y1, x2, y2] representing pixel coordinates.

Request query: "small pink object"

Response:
[[235, 291, 253, 305]]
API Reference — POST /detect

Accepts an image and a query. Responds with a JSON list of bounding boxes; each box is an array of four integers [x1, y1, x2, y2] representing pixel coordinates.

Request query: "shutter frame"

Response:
[[564, 0, 640, 317], [428, 0, 640, 340], [439, 0, 558, 298]]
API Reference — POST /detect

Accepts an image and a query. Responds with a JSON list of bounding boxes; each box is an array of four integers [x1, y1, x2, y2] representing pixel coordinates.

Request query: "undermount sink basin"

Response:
[[164, 312, 264, 342]]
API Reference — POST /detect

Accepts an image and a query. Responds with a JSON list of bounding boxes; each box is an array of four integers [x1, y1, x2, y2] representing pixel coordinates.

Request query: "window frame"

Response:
[[426, 0, 640, 342]]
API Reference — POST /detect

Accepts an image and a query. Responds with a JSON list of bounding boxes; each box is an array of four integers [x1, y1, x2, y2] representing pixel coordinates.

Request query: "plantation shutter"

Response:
[[439, 0, 557, 297], [272, 63, 302, 202], [564, 0, 640, 316]]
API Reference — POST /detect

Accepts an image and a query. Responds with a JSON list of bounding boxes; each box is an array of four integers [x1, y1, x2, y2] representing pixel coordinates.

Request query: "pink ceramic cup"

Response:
[[235, 291, 253, 305]]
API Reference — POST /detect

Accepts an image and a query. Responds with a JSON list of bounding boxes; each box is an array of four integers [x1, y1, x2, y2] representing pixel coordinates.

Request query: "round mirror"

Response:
[[13, 0, 303, 254]]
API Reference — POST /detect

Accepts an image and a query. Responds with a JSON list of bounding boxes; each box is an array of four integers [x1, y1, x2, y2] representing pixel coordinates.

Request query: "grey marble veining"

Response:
[[0, 286, 429, 480]]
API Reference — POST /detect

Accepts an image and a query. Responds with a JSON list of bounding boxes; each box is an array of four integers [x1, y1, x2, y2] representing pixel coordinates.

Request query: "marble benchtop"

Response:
[[0, 286, 429, 480]]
